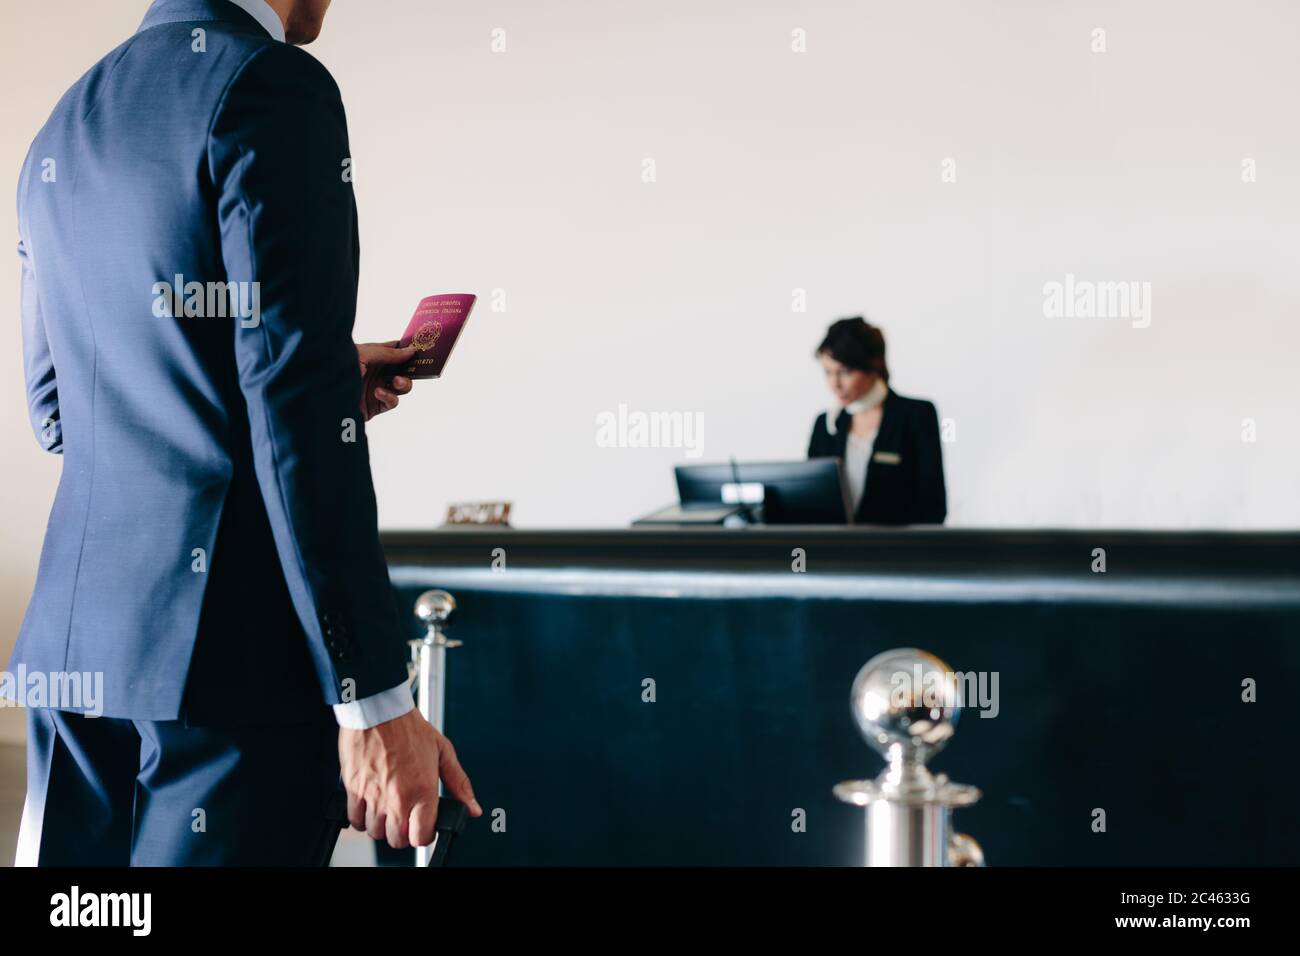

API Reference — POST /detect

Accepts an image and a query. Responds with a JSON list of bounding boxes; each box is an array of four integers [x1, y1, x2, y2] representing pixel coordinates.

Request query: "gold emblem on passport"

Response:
[[412, 319, 443, 351]]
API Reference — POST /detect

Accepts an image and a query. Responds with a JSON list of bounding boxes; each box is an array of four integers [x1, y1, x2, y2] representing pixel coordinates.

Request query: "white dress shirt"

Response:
[[226, 0, 286, 42], [226, 0, 415, 731], [844, 431, 875, 515], [334, 676, 417, 731]]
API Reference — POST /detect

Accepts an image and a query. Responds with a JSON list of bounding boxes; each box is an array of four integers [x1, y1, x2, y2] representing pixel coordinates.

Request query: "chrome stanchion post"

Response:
[[833, 648, 984, 867], [409, 589, 461, 867]]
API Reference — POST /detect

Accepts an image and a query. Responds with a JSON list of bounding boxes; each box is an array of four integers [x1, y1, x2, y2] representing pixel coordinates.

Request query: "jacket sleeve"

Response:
[[912, 401, 947, 524], [19, 234, 61, 454], [207, 44, 409, 707], [807, 413, 826, 458]]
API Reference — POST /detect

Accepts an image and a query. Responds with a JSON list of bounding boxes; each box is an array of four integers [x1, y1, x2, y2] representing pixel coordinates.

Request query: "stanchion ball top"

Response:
[[414, 589, 457, 625]]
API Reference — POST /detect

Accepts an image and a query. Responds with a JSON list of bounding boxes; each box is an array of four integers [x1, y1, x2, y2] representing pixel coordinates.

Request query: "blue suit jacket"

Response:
[[10, 0, 409, 722]]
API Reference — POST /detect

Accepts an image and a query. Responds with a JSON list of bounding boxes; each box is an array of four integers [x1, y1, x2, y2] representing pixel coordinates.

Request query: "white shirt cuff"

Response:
[[333, 680, 415, 730]]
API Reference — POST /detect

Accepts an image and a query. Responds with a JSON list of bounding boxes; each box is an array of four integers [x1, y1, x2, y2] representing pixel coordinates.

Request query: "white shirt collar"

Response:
[[826, 378, 888, 436], [225, 0, 286, 42]]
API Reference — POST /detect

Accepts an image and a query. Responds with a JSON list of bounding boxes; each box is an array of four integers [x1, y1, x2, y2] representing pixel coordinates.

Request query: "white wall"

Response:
[[2, 0, 1299, 741]]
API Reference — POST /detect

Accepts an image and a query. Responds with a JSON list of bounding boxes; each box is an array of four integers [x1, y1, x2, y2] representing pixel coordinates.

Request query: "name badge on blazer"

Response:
[[872, 450, 902, 465]]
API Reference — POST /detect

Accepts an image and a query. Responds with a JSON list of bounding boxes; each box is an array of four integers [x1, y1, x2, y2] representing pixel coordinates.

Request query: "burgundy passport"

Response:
[[398, 293, 476, 379]]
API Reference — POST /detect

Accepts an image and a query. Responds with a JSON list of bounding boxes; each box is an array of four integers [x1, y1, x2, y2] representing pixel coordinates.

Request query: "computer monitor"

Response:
[[674, 458, 852, 525]]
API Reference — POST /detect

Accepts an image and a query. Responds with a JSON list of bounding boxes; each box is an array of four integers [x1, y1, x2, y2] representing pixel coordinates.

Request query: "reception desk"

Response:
[[381, 527, 1300, 866]]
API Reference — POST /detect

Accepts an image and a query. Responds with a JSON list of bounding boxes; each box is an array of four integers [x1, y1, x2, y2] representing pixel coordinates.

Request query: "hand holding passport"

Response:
[[357, 293, 476, 421], [357, 341, 414, 421]]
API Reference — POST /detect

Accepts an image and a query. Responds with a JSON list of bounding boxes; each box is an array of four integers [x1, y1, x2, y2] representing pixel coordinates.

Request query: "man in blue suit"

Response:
[[9, 0, 481, 864]]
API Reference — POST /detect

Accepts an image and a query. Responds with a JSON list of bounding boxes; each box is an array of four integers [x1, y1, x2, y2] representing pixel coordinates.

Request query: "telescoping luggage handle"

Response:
[[317, 787, 468, 867]]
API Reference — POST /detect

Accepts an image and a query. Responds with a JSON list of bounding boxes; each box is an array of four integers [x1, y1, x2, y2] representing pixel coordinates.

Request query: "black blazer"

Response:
[[807, 389, 947, 525]]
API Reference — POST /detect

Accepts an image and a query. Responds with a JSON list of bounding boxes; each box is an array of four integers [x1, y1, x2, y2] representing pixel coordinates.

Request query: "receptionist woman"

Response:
[[808, 317, 947, 525]]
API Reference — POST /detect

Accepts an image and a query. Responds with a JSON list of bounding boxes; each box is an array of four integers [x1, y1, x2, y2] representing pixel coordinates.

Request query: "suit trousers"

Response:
[[15, 706, 345, 866]]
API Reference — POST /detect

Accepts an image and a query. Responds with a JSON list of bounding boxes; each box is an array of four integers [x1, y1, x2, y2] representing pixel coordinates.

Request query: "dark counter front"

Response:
[[381, 527, 1300, 866]]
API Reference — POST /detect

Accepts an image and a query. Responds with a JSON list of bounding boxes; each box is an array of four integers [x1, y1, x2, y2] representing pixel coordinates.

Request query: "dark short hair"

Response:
[[815, 316, 889, 381]]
